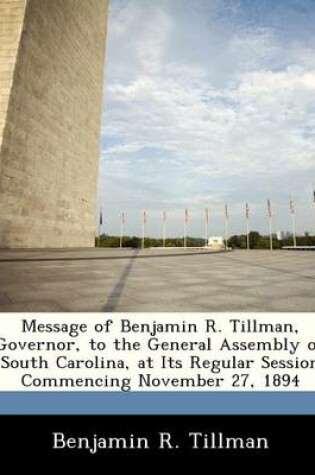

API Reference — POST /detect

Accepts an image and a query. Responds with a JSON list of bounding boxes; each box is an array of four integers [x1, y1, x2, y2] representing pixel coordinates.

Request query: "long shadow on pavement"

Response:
[[103, 249, 140, 311]]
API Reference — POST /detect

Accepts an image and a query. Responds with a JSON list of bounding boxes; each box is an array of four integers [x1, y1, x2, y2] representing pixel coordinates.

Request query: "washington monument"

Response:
[[0, 0, 108, 247]]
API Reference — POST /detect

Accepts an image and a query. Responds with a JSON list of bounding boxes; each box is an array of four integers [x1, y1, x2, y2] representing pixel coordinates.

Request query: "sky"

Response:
[[98, 0, 315, 238]]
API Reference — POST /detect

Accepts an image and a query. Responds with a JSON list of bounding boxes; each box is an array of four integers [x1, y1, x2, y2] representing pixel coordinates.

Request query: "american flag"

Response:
[[205, 208, 209, 223], [313, 189, 315, 208], [121, 212, 125, 224], [290, 193, 296, 215], [99, 210, 103, 225], [143, 211, 147, 223], [225, 204, 228, 220], [162, 210, 166, 222], [267, 199, 272, 218], [185, 209, 189, 224], [246, 203, 249, 220]]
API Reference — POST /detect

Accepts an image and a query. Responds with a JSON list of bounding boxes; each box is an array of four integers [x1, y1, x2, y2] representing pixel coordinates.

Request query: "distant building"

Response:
[[208, 236, 224, 248], [276, 231, 293, 240], [276, 231, 284, 240]]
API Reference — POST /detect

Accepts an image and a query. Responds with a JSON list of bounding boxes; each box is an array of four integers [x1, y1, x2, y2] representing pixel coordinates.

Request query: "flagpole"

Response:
[[99, 208, 102, 248], [120, 213, 124, 249], [246, 218, 250, 250], [142, 211, 145, 250], [290, 192, 297, 248], [184, 223, 187, 249], [205, 208, 209, 247], [184, 209, 187, 249], [225, 204, 229, 251], [267, 200, 273, 253], [246, 203, 250, 251], [291, 213, 297, 247], [163, 211, 166, 248]]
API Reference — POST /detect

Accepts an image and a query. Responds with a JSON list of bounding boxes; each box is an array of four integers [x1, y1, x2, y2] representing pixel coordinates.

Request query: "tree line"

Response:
[[96, 232, 315, 249], [229, 232, 315, 249], [96, 235, 205, 248]]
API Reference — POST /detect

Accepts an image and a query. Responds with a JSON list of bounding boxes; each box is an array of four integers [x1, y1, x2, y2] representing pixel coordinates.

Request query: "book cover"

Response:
[[0, 0, 314, 465]]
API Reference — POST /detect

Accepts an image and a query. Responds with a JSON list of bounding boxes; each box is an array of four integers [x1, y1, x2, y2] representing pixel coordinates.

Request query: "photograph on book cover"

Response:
[[0, 0, 315, 460]]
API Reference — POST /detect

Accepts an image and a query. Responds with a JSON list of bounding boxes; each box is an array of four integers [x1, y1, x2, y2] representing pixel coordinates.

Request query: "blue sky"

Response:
[[98, 0, 315, 238]]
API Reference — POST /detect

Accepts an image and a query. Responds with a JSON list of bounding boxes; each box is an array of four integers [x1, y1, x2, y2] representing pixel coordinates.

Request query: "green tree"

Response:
[[249, 231, 260, 248]]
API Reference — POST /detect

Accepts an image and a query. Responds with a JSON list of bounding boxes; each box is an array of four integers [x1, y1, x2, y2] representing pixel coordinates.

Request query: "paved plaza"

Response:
[[0, 248, 315, 312]]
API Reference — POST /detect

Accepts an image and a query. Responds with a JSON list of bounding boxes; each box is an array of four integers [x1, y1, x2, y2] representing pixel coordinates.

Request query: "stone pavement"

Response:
[[0, 248, 314, 312]]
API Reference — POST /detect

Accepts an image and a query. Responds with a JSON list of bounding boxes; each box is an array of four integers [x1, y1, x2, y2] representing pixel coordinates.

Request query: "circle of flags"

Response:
[[97, 187, 315, 250]]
